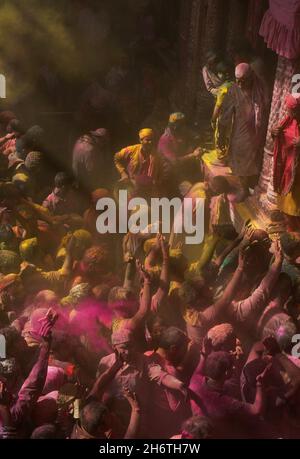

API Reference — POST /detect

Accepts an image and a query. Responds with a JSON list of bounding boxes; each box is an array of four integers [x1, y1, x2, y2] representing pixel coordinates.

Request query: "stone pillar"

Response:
[[201, 0, 225, 60], [179, 0, 193, 89], [195, 0, 226, 124], [182, 0, 205, 115], [257, 57, 297, 213], [225, 0, 248, 57]]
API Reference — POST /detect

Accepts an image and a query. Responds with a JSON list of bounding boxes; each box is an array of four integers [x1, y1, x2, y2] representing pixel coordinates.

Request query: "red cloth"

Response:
[[260, 0, 300, 59], [273, 115, 300, 195]]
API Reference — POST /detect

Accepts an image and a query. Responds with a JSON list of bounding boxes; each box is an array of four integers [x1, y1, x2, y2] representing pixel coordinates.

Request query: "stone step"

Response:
[[202, 149, 270, 232]]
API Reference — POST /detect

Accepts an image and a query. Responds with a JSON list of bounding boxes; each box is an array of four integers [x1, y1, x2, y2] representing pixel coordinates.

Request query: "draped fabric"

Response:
[[260, 0, 300, 59], [273, 115, 299, 195]]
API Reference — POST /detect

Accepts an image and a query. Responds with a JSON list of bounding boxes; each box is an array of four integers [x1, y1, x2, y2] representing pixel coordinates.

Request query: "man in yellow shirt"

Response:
[[114, 128, 168, 198], [211, 62, 233, 166]]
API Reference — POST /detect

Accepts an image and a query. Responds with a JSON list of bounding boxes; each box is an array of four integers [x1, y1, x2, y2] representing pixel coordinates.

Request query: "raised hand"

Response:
[[273, 239, 283, 263], [123, 389, 140, 412], [240, 219, 252, 238], [136, 259, 152, 284], [123, 252, 135, 264], [238, 242, 250, 269], [37, 308, 58, 341], [66, 235, 76, 255], [191, 147, 203, 159], [159, 234, 169, 260], [202, 336, 213, 356], [241, 224, 256, 245], [256, 362, 272, 387]]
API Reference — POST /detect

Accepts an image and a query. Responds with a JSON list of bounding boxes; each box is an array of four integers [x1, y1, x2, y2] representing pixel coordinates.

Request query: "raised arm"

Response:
[[60, 235, 76, 276], [11, 309, 58, 426], [123, 255, 136, 290], [87, 354, 123, 402], [151, 235, 170, 312], [214, 220, 252, 269], [230, 241, 283, 322], [123, 391, 141, 439], [243, 364, 270, 416], [144, 233, 161, 270], [129, 261, 152, 329], [212, 244, 247, 312]]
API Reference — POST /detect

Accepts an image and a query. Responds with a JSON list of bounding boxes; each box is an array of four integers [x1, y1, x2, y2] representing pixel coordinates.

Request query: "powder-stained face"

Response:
[[114, 342, 134, 364], [150, 320, 166, 344], [140, 135, 154, 154], [236, 73, 253, 90], [168, 339, 188, 366]]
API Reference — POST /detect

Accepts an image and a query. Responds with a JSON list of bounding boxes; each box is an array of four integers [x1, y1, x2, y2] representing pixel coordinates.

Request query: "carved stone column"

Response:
[[225, 0, 248, 57], [181, 0, 204, 115], [179, 0, 193, 92], [201, 0, 225, 59], [257, 57, 297, 213], [195, 0, 226, 124]]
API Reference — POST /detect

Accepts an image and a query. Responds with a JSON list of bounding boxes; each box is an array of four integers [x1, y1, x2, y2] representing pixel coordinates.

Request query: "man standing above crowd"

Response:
[[114, 128, 168, 199]]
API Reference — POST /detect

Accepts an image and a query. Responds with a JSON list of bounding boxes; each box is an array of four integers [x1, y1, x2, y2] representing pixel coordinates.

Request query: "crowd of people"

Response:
[[0, 41, 300, 440]]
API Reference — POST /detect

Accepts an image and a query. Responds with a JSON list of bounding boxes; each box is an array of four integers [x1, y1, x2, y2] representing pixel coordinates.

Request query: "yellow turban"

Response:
[[169, 112, 185, 124], [139, 128, 154, 141]]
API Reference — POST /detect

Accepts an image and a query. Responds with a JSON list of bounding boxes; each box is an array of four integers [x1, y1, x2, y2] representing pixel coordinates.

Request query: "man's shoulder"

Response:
[[189, 372, 205, 391], [98, 353, 116, 368], [120, 144, 141, 154]]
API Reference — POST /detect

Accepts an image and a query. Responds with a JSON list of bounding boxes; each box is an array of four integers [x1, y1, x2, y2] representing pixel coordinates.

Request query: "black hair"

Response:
[[181, 416, 213, 439], [178, 280, 198, 307], [215, 61, 231, 76], [54, 172, 72, 188], [204, 351, 233, 380], [31, 424, 58, 439], [280, 232, 300, 258], [147, 313, 168, 334], [210, 176, 230, 194], [7, 119, 24, 135], [80, 400, 108, 436], [158, 326, 187, 350], [23, 125, 45, 151]]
